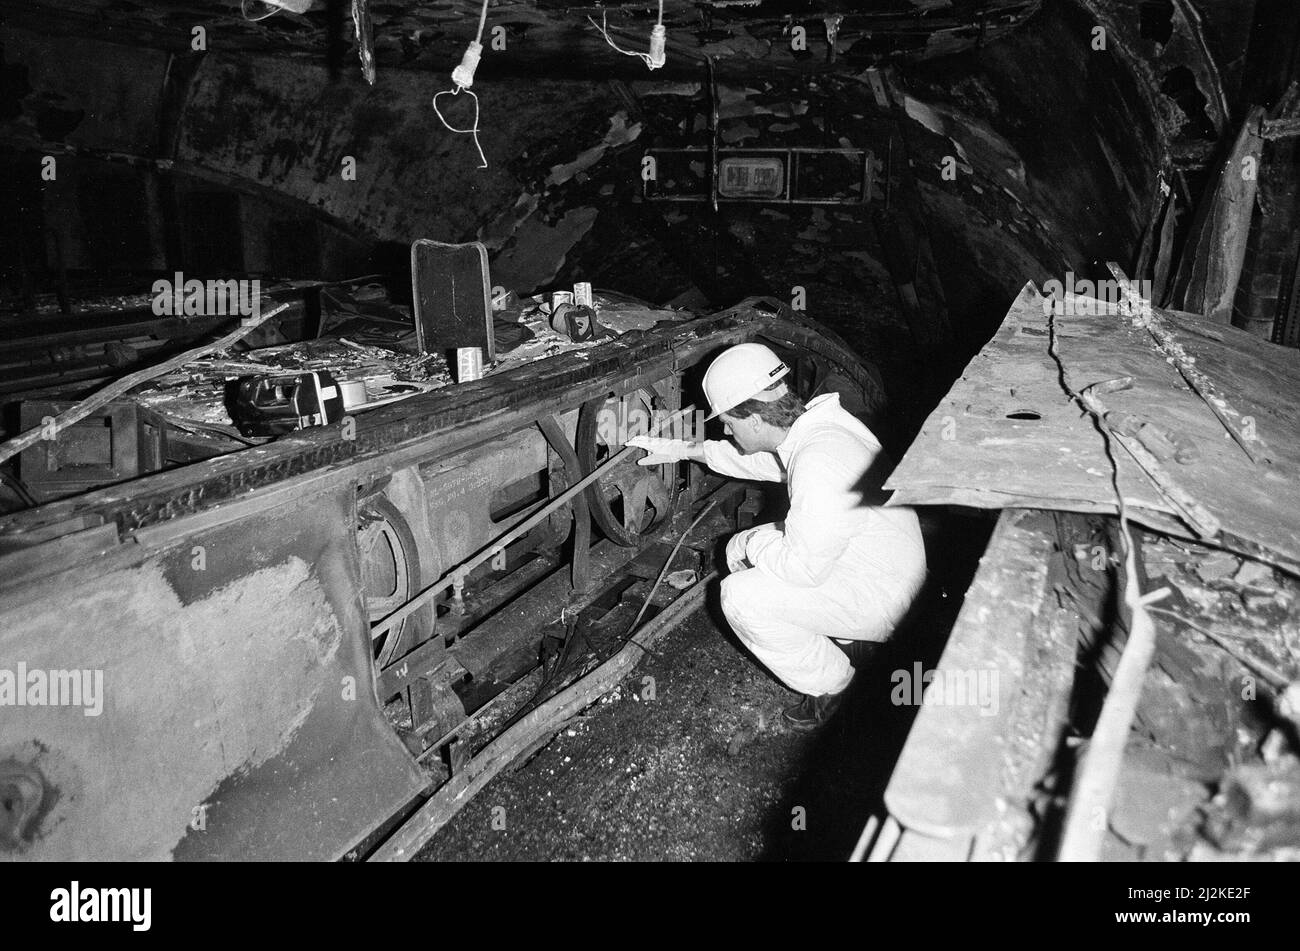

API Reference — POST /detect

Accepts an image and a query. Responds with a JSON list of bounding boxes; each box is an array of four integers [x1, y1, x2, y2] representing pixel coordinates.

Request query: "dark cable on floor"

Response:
[[497, 498, 719, 734], [0, 470, 37, 508], [625, 498, 718, 648]]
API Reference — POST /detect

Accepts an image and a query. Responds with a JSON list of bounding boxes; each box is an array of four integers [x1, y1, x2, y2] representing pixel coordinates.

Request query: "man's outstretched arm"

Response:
[[627, 436, 784, 482]]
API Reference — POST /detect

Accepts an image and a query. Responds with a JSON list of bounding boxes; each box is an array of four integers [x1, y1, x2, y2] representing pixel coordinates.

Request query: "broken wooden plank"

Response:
[[1108, 262, 1272, 464], [1058, 562, 1168, 862], [882, 510, 1060, 846], [1077, 378, 1220, 538]]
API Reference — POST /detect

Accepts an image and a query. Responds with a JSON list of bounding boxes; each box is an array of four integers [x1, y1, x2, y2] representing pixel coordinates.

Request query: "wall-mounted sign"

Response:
[[644, 148, 879, 206], [718, 156, 785, 198]]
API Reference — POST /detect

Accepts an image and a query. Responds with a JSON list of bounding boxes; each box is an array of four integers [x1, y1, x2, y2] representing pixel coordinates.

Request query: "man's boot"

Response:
[[782, 690, 845, 733]]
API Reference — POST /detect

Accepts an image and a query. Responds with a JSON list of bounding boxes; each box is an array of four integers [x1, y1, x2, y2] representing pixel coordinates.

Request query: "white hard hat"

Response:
[[702, 342, 790, 420]]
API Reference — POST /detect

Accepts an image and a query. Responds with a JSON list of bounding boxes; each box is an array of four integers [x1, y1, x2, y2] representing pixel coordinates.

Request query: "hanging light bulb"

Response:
[[589, 1, 668, 71], [432, 0, 491, 168], [240, 0, 312, 21]]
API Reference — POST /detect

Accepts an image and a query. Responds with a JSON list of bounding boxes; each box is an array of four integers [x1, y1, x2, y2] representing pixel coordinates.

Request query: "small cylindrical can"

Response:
[[456, 346, 484, 383], [550, 290, 574, 311], [338, 380, 367, 409]]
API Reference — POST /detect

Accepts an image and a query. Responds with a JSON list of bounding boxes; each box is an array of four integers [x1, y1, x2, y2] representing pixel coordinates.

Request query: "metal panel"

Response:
[[886, 282, 1300, 573], [0, 484, 427, 860]]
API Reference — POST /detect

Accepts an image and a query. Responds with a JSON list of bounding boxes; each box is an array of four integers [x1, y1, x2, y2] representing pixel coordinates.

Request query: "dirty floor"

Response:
[[415, 512, 990, 862]]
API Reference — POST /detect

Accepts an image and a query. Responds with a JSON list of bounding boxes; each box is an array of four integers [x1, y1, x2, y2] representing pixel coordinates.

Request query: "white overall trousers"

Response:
[[706, 394, 927, 696]]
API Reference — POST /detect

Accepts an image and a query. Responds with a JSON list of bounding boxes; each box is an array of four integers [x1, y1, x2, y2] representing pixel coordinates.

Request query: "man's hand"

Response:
[[726, 528, 759, 572], [627, 436, 695, 466]]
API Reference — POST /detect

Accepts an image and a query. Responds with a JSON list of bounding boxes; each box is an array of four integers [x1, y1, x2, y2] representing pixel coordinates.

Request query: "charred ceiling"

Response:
[[0, 0, 1293, 419], [0, 1, 1042, 81]]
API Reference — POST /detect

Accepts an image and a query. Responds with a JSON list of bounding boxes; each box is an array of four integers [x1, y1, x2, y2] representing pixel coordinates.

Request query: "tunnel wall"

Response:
[[889, 0, 1174, 346]]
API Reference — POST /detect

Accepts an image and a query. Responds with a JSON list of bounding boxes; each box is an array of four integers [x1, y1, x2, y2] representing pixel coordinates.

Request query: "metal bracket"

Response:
[[537, 415, 592, 593]]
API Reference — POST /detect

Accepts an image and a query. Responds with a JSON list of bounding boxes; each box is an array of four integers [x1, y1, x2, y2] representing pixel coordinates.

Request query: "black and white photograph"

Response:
[[0, 0, 1295, 907]]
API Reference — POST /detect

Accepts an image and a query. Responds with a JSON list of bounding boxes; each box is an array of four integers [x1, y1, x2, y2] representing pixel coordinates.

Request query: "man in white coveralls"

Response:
[[628, 342, 927, 731]]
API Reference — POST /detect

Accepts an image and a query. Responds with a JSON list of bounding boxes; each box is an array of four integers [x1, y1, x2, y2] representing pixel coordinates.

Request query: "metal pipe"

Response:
[[866, 814, 903, 862], [848, 814, 880, 862]]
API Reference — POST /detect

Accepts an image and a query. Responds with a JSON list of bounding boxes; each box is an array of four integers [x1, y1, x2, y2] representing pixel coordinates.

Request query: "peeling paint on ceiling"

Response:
[[544, 110, 641, 187], [490, 205, 599, 293]]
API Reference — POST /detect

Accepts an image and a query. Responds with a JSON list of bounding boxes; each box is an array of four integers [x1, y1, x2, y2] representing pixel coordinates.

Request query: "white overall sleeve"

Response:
[[700, 440, 785, 482], [744, 436, 866, 587]]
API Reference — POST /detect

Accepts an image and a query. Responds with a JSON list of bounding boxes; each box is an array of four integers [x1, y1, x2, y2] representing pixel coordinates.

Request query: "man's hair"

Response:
[[724, 384, 806, 428]]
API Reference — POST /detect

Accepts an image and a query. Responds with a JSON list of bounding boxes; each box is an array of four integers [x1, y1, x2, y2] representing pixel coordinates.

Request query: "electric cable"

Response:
[[587, 0, 667, 71], [1046, 295, 1172, 862], [625, 498, 717, 645], [240, 0, 310, 21], [432, 0, 491, 169], [240, 0, 279, 22], [498, 495, 716, 734], [0, 470, 37, 509]]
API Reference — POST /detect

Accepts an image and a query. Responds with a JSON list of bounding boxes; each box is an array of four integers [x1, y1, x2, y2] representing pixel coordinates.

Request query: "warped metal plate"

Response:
[[886, 283, 1300, 573], [0, 486, 427, 861]]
